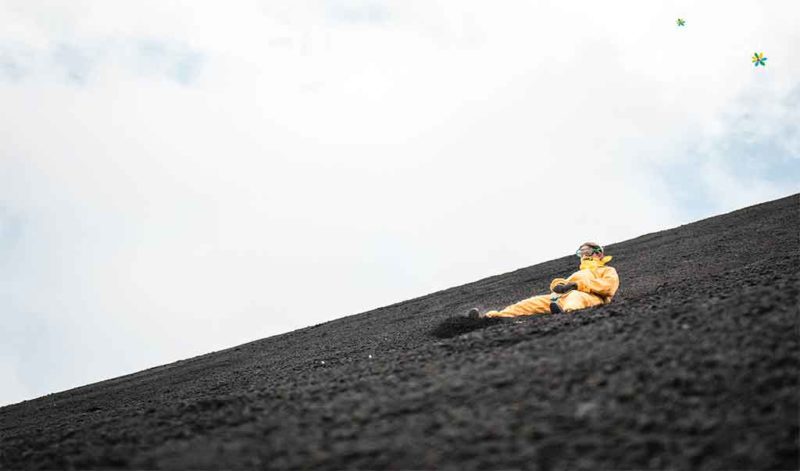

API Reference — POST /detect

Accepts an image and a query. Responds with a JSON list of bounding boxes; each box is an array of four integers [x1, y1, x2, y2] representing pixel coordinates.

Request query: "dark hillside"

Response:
[[1, 194, 798, 470]]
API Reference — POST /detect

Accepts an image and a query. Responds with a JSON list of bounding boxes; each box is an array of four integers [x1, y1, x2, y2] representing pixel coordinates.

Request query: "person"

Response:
[[468, 242, 620, 318]]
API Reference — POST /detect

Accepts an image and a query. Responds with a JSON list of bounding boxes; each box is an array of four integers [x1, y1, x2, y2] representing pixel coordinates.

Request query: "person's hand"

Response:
[[553, 282, 578, 294]]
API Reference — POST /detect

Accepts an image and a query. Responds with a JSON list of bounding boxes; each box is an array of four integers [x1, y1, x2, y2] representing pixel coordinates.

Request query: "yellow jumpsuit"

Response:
[[485, 256, 620, 318]]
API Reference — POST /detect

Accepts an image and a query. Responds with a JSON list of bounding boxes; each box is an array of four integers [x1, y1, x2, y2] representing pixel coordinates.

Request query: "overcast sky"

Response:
[[1, 0, 798, 407]]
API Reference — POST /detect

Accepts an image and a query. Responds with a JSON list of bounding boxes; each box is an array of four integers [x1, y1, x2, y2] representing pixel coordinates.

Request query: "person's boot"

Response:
[[467, 307, 481, 319]]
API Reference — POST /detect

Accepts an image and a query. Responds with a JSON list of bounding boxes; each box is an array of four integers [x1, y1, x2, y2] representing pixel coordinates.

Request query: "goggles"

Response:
[[575, 245, 604, 257]]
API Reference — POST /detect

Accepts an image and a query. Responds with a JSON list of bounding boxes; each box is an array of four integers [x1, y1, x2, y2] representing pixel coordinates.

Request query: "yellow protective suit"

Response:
[[485, 255, 620, 318]]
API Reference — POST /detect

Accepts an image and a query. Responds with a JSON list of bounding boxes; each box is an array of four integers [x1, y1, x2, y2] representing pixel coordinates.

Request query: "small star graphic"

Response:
[[752, 52, 767, 67]]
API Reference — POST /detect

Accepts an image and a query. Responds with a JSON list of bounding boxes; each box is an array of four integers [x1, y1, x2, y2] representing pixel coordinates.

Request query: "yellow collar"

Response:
[[580, 255, 612, 270]]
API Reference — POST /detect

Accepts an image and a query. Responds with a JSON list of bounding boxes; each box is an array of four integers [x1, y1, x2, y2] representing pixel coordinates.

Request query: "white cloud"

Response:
[[1, 0, 798, 406]]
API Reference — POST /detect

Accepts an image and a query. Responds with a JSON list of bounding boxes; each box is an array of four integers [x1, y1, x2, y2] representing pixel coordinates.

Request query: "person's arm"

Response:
[[572, 267, 619, 298]]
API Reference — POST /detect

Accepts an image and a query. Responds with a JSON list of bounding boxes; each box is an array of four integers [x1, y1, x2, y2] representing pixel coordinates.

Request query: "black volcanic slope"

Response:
[[1, 195, 798, 470]]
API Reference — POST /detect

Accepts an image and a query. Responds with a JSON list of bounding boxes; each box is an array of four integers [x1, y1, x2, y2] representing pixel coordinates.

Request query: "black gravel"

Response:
[[1, 194, 798, 470]]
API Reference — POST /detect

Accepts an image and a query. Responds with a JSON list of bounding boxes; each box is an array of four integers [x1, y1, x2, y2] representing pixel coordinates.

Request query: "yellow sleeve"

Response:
[[549, 277, 569, 292], [571, 267, 619, 299]]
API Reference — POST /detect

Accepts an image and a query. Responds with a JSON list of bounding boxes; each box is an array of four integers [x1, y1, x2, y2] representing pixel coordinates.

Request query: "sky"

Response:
[[1, 0, 798, 407]]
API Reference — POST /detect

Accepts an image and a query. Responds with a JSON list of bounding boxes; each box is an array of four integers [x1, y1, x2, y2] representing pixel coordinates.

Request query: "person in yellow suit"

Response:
[[468, 242, 619, 318]]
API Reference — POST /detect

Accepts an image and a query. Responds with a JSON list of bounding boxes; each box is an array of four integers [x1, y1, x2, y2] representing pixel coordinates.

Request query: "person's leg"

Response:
[[484, 294, 553, 318], [560, 290, 604, 312]]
